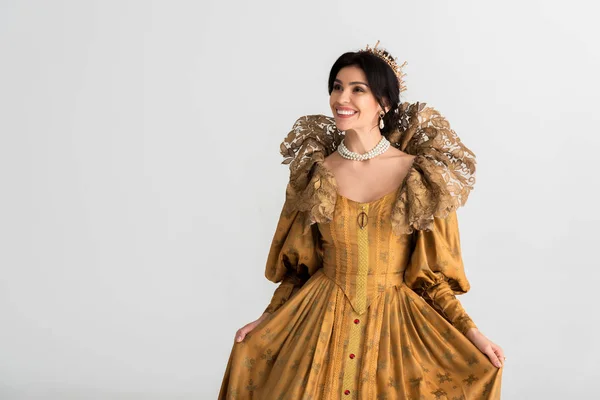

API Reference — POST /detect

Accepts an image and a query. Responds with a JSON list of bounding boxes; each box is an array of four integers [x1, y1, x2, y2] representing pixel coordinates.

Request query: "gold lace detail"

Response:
[[279, 102, 476, 235]]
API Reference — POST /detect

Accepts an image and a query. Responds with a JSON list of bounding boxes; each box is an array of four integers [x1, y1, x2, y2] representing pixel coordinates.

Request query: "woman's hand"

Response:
[[235, 312, 271, 343], [465, 328, 505, 369]]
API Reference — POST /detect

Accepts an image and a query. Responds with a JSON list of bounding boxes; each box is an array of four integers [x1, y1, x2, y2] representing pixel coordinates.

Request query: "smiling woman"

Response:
[[328, 50, 403, 139], [218, 41, 504, 400]]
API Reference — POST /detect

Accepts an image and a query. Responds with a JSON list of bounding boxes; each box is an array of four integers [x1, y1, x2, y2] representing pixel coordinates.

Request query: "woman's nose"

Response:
[[338, 89, 351, 103]]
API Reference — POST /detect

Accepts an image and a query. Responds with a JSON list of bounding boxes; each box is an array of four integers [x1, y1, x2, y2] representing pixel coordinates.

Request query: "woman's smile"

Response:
[[336, 107, 358, 118]]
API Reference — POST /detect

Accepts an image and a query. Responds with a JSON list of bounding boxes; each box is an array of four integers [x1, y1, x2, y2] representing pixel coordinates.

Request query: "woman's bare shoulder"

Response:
[[385, 145, 414, 159], [322, 151, 343, 170], [382, 146, 416, 170]]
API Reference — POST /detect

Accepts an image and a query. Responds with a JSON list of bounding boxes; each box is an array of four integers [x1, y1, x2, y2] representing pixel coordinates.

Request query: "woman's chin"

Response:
[[334, 120, 353, 132]]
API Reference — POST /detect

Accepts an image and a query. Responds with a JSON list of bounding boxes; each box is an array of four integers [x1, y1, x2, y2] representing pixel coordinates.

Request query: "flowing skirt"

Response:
[[219, 269, 503, 399]]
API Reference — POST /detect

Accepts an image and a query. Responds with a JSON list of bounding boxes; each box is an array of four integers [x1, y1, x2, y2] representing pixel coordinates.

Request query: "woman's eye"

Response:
[[333, 84, 363, 92]]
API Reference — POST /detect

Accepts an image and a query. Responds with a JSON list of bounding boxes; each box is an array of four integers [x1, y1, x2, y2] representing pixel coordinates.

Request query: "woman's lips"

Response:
[[336, 110, 357, 119]]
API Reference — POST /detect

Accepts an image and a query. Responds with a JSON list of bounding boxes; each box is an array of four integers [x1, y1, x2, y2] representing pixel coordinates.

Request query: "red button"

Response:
[[349, 353, 355, 359], [354, 319, 360, 324], [344, 389, 350, 395]]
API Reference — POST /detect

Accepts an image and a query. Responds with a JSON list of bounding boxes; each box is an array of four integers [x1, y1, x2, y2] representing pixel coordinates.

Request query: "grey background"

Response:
[[1, 0, 598, 399]]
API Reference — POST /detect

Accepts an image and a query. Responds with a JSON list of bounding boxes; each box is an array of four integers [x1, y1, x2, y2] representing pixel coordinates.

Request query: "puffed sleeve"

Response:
[[263, 186, 323, 315], [403, 210, 478, 335]]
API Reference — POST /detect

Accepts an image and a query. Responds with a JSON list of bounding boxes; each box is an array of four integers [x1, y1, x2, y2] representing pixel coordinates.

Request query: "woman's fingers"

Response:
[[493, 344, 505, 363], [235, 316, 269, 343], [469, 332, 505, 369], [486, 345, 503, 368], [236, 326, 249, 342], [235, 328, 245, 342], [235, 322, 256, 342]]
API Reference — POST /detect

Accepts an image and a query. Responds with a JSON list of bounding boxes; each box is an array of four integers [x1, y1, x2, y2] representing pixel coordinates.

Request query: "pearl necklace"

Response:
[[337, 136, 390, 161]]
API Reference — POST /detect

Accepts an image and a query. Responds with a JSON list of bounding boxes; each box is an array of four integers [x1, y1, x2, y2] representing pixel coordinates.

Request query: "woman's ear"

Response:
[[382, 97, 391, 114]]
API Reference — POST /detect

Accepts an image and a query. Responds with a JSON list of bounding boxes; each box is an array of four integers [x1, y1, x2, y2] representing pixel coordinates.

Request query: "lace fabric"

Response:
[[279, 102, 477, 236]]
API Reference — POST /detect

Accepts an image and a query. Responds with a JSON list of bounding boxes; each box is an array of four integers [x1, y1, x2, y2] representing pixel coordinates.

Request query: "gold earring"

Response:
[[379, 111, 385, 129]]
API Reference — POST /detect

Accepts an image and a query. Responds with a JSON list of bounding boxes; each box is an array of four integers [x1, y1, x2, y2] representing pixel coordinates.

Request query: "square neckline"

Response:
[[315, 155, 418, 206], [337, 185, 401, 206]]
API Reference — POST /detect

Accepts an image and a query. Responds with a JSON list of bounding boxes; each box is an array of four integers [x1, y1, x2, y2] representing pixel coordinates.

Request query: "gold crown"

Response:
[[360, 40, 407, 93]]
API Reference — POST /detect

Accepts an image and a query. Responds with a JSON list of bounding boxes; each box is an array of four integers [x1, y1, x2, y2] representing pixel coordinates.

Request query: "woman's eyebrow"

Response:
[[334, 79, 369, 87]]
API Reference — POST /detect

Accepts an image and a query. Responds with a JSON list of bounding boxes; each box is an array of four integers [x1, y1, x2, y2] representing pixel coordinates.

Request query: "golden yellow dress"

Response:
[[219, 102, 503, 399]]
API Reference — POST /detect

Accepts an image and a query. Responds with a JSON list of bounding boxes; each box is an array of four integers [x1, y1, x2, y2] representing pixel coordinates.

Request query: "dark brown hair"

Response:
[[327, 50, 402, 136]]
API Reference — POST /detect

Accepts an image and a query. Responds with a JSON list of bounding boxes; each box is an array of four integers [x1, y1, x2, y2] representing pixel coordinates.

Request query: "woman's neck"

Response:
[[342, 128, 383, 154]]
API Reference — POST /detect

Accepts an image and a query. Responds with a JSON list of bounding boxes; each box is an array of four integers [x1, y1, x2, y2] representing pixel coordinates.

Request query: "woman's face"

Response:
[[329, 65, 386, 134]]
